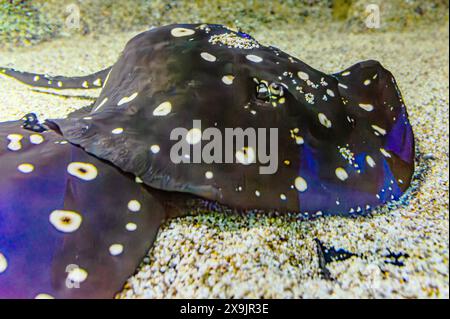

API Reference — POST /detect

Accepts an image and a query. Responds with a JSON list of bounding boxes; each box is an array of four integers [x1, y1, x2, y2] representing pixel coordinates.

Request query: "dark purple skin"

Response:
[[0, 23, 415, 299], [0, 120, 193, 299], [48, 24, 415, 216]]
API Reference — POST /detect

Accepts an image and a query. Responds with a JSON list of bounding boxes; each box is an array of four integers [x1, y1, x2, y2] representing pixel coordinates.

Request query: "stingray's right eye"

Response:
[[256, 82, 270, 101]]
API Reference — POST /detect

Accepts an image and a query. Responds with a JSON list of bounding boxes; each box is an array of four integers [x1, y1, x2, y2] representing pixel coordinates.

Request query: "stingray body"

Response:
[[0, 23, 415, 298], [50, 24, 414, 215], [0, 119, 193, 298]]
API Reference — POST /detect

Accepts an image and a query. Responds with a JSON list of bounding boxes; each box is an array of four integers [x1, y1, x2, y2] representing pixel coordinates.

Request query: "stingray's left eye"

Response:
[[269, 83, 283, 96], [256, 82, 271, 101]]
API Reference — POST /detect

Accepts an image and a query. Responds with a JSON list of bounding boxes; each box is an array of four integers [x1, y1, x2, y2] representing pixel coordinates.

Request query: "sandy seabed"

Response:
[[0, 22, 448, 298]]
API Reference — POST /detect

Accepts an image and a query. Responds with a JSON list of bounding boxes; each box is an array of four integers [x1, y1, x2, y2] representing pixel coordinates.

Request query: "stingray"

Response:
[[0, 23, 415, 298], [48, 24, 414, 215], [0, 117, 199, 298]]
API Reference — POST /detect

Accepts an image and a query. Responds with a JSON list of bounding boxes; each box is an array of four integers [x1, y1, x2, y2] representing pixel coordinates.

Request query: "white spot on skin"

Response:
[[280, 194, 287, 201], [341, 71, 351, 76], [57, 81, 63, 88], [205, 171, 213, 179], [201, 52, 217, 62], [326, 89, 335, 97], [235, 147, 256, 165], [35, 294, 55, 299], [246, 54, 263, 63], [67, 267, 88, 283], [222, 75, 235, 85], [92, 97, 108, 112], [117, 92, 138, 106], [366, 155, 376, 167], [380, 148, 392, 158], [255, 190, 261, 197], [125, 223, 137, 231], [111, 127, 124, 135], [93, 78, 102, 87], [318, 113, 332, 128], [359, 103, 374, 112], [29, 134, 44, 144], [294, 176, 308, 192], [298, 71, 309, 81], [153, 101, 172, 116], [171, 27, 195, 37], [7, 133, 23, 151], [18, 163, 34, 174], [49, 210, 82, 233], [186, 128, 202, 145], [82, 81, 89, 88], [135, 177, 143, 184], [150, 144, 160, 154], [364, 79, 371, 86], [67, 162, 98, 181], [33, 75, 40, 82], [109, 244, 124, 256], [335, 167, 349, 181], [127, 200, 141, 212], [371, 125, 387, 136], [0, 252, 7, 273], [338, 83, 348, 89]]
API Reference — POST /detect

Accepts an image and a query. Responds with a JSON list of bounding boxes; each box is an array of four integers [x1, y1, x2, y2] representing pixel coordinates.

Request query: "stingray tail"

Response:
[[0, 66, 111, 90]]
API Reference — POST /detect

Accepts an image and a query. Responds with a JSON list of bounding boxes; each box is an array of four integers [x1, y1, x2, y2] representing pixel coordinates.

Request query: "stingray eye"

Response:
[[256, 82, 270, 101], [269, 82, 283, 96]]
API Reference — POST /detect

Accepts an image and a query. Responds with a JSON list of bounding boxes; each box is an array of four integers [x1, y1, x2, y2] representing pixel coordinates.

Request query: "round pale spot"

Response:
[[49, 210, 82, 233], [280, 194, 287, 201], [364, 79, 371, 86], [380, 148, 392, 158], [30, 134, 44, 144], [127, 200, 141, 212], [67, 162, 98, 181], [111, 127, 124, 135], [255, 190, 261, 197], [82, 81, 89, 88], [150, 144, 160, 154], [7, 133, 23, 141], [118, 92, 138, 106], [67, 267, 88, 283], [35, 294, 55, 299], [335, 167, 348, 181], [109, 244, 124, 256], [294, 176, 308, 192], [298, 71, 309, 80], [205, 171, 213, 179], [7, 141, 21, 151], [371, 125, 387, 136], [125, 223, 137, 231], [186, 128, 202, 145], [318, 113, 332, 128], [366, 155, 376, 167], [326, 89, 335, 97], [153, 101, 172, 116], [235, 147, 256, 165], [246, 54, 263, 63], [358, 103, 374, 112], [0, 252, 7, 273], [201, 52, 217, 62], [171, 27, 195, 37], [57, 81, 63, 88], [18, 163, 34, 174], [222, 75, 235, 85]]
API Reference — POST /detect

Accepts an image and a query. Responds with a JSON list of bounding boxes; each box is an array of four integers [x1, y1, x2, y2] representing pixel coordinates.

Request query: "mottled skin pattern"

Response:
[[50, 24, 414, 215], [0, 120, 193, 298], [0, 23, 415, 298]]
